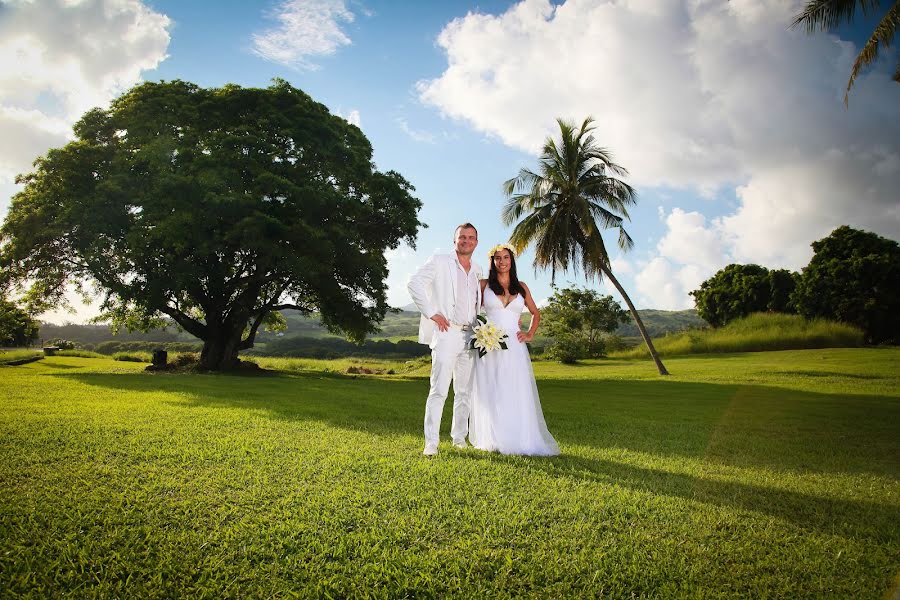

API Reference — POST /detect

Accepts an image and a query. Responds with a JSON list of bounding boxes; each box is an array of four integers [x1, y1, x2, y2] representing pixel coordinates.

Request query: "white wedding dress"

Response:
[[469, 287, 560, 456]]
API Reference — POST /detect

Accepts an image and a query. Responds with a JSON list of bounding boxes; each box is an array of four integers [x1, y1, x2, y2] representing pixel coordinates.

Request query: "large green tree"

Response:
[[0, 80, 423, 370], [0, 298, 39, 347], [792, 226, 899, 344], [503, 117, 669, 375], [542, 286, 628, 363], [690, 264, 799, 328], [791, 0, 899, 105]]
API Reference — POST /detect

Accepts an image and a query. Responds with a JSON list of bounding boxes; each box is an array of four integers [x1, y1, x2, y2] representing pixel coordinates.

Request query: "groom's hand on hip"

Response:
[[431, 313, 450, 332]]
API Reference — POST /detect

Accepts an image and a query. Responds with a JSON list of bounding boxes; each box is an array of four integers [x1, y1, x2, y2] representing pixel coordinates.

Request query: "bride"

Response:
[[469, 244, 559, 456]]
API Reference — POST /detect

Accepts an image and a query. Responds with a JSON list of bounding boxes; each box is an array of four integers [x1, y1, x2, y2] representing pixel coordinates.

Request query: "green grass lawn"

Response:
[[1, 348, 898, 598]]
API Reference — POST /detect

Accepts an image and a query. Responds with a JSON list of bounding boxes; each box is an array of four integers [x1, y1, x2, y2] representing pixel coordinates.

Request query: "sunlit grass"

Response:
[[247, 354, 430, 375], [611, 312, 864, 358], [0, 348, 41, 365], [54, 349, 105, 359], [0, 348, 897, 598]]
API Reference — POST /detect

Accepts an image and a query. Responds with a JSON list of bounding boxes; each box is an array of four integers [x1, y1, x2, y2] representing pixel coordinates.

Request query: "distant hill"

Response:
[[615, 309, 707, 338], [39, 307, 707, 348], [37, 308, 425, 347], [38, 322, 196, 346]]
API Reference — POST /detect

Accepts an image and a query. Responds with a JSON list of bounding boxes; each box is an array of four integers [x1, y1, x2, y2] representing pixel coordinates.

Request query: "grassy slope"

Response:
[[612, 313, 865, 358], [1, 349, 898, 598], [0, 349, 42, 365]]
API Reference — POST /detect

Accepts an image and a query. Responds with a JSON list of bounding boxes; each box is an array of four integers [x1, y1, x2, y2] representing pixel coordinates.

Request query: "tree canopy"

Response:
[[542, 286, 628, 363], [792, 225, 899, 344], [0, 79, 423, 370], [0, 298, 39, 347], [690, 264, 798, 328]]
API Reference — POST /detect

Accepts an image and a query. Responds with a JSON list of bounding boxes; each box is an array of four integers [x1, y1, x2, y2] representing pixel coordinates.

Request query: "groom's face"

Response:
[[454, 226, 478, 257]]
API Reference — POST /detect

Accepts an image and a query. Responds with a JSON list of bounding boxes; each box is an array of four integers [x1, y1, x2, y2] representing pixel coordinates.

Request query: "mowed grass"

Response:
[[0, 348, 898, 598], [611, 313, 865, 358]]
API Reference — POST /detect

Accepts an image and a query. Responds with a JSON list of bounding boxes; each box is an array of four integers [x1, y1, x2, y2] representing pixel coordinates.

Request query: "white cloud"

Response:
[[632, 208, 729, 309], [0, 106, 71, 184], [610, 256, 633, 275], [0, 0, 171, 322], [0, 0, 170, 187], [335, 108, 361, 126], [721, 150, 900, 269], [384, 243, 424, 309], [396, 117, 437, 144], [251, 0, 355, 70], [420, 0, 900, 308], [634, 258, 692, 310], [657, 208, 729, 271]]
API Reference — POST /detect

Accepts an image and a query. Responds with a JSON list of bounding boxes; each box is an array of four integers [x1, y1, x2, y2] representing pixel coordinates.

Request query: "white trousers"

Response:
[[424, 328, 475, 447]]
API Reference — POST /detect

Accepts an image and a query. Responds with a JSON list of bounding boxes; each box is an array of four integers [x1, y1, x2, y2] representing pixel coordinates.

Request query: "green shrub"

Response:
[[112, 352, 151, 363], [544, 334, 589, 364], [172, 352, 199, 368], [55, 350, 104, 359]]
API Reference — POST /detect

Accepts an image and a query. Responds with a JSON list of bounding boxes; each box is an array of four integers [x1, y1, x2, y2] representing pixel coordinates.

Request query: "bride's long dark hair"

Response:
[[488, 249, 527, 299]]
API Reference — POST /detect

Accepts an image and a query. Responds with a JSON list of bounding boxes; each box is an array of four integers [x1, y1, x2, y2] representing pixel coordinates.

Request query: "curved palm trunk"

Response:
[[600, 265, 670, 376]]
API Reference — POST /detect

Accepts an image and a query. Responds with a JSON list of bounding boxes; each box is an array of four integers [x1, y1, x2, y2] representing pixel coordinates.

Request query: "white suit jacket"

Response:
[[407, 253, 483, 345]]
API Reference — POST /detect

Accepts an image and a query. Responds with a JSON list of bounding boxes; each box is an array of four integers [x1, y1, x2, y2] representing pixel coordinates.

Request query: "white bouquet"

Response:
[[469, 314, 509, 358]]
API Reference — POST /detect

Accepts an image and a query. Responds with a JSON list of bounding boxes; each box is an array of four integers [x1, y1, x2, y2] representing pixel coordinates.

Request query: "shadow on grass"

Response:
[[51, 371, 899, 478], [455, 450, 900, 545], [55, 370, 427, 438], [538, 378, 899, 478]]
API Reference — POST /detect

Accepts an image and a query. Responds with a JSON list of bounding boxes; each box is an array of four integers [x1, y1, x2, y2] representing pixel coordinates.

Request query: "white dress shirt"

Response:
[[452, 257, 479, 325]]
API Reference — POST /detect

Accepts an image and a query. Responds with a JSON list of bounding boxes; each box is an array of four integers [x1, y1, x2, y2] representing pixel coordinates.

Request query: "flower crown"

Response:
[[488, 243, 516, 259]]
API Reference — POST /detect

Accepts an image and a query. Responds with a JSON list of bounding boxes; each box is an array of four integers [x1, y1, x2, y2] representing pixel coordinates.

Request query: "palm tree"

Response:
[[502, 117, 669, 376], [791, 0, 899, 106]]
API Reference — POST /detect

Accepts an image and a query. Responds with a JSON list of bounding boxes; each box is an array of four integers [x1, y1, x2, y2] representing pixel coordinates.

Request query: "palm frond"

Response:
[[618, 227, 635, 252], [502, 168, 541, 197], [791, 0, 881, 33], [588, 204, 625, 230], [845, 1, 899, 104], [508, 207, 550, 255]]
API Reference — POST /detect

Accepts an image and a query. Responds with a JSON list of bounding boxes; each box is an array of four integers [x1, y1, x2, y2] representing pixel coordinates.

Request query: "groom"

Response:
[[408, 223, 483, 456]]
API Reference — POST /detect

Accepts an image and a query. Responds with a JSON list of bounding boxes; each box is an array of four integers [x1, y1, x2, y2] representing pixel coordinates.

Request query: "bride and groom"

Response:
[[407, 223, 559, 457]]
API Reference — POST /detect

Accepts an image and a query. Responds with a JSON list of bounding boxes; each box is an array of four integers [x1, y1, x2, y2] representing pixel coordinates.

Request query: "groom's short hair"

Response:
[[454, 222, 478, 238]]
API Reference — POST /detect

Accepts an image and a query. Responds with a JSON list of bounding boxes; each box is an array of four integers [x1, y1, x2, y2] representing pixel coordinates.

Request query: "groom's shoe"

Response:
[[452, 439, 469, 449], [423, 444, 438, 456]]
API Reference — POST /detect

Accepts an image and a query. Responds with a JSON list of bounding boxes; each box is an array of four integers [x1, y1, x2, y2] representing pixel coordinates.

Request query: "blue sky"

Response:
[[1, 0, 898, 323]]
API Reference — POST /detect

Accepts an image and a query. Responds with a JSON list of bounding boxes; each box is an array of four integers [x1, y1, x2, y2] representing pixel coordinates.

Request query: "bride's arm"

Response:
[[517, 282, 540, 343], [479, 279, 488, 307]]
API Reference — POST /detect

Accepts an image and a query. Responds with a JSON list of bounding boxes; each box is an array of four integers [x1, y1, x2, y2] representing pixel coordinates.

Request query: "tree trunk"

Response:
[[600, 264, 670, 376], [199, 331, 242, 371]]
